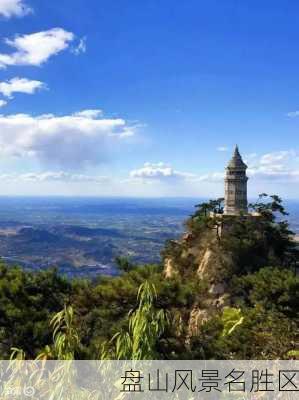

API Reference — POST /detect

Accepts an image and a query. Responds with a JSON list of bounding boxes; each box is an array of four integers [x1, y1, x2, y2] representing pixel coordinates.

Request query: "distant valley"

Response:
[[0, 197, 297, 278], [0, 197, 195, 277]]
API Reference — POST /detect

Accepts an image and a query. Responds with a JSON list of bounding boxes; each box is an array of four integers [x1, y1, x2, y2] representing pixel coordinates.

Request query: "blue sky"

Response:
[[0, 0, 298, 198]]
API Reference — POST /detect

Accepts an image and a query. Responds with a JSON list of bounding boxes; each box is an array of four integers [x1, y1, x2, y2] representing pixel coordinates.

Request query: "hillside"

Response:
[[0, 194, 298, 360], [159, 195, 298, 358]]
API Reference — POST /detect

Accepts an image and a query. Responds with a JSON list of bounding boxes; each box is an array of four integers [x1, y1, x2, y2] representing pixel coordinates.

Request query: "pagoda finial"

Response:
[[234, 144, 240, 155]]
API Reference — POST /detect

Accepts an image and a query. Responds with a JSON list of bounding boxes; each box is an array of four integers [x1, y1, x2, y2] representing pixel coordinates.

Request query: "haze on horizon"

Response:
[[0, 0, 298, 198]]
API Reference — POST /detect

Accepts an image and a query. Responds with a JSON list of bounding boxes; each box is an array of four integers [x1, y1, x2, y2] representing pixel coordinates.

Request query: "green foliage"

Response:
[[221, 307, 297, 359], [249, 193, 288, 219], [10, 347, 26, 360], [162, 239, 183, 260], [4, 261, 298, 360], [10, 306, 81, 361], [101, 281, 168, 359], [220, 194, 297, 274], [221, 307, 244, 337], [69, 263, 165, 357], [115, 256, 136, 272], [0, 194, 297, 361], [186, 198, 224, 235], [189, 268, 299, 360], [231, 267, 299, 318], [0, 265, 71, 358], [287, 350, 299, 359], [194, 198, 224, 217], [50, 305, 80, 360], [189, 306, 298, 360], [11, 279, 169, 360]]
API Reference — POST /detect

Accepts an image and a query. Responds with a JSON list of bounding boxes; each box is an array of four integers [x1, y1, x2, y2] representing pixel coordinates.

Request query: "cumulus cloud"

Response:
[[0, 109, 136, 167], [0, 171, 108, 183], [130, 162, 195, 181], [189, 150, 299, 184], [0, 28, 74, 68], [0, 99, 7, 107], [0, 77, 46, 98], [247, 150, 299, 181], [130, 151, 299, 186], [71, 36, 87, 55], [0, 0, 32, 18], [259, 150, 296, 165]]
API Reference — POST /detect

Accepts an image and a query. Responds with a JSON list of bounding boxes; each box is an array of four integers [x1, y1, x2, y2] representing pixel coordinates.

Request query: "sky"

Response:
[[0, 0, 298, 198]]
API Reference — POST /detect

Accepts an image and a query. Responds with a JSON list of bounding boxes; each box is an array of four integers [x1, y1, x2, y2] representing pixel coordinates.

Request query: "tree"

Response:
[[0, 266, 71, 358], [50, 305, 80, 360], [219, 194, 297, 274], [101, 281, 168, 359], [115, 256, 136, 272]]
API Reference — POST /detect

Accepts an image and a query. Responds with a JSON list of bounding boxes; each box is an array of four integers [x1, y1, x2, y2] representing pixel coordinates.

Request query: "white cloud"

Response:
[[248, 166, 299, 181], [247, 150, 299, 181], [286, 111, 299, 118], [0, 99, 7, 107], [130, 150, 299, 187], [0, 109, 136, 168], [0, 171, 108, 183], [191, 149, 299, 184], [0, 28, 74, 68], [197, 172, 225, 182], [217, 146, 229, 152], [130, 162, 195, 181], [0, 77, 46, 98], [73, 109, 102, 118], [72, 36, 87, 55], [0, 0, 32, 18], [259, 150, 295, 165]]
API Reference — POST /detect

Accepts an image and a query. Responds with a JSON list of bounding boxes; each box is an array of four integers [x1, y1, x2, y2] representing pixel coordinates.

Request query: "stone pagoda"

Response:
[[224, 146, 248, 215]]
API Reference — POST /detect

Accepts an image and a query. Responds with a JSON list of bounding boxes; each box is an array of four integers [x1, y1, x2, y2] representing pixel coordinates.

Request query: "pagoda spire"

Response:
[[227, 144, 247, 169]]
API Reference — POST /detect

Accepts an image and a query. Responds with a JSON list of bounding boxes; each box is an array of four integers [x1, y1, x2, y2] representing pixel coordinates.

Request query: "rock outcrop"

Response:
[[163, 224, 234, 344]]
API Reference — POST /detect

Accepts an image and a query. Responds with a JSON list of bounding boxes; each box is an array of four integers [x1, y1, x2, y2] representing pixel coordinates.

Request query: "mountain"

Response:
[[161, 196, 299, 355], [0, 195, 297, 360]]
